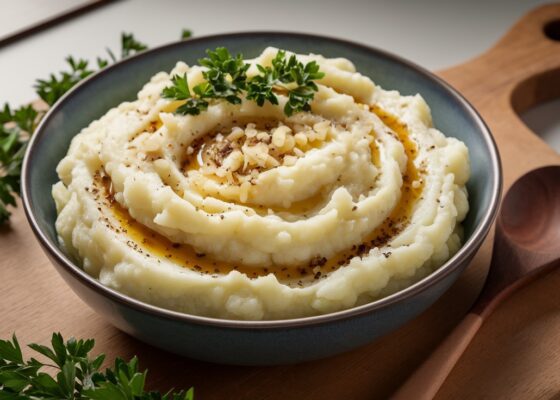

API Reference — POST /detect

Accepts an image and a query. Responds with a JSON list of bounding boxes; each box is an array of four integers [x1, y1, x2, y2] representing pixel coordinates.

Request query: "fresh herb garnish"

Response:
[[161, 48, 250, 115], [272, 50, 325, 116], [247, 50, 325, 116], [162, 48, 325, 117], [198, 47, 249, 105], [0, 30, 192, 224], [161, 74, 209, 116], [0, 332, 193, 399]]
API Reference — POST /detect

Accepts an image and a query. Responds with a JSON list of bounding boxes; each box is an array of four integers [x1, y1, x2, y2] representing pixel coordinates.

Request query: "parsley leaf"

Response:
[[198, 47, 249, 104], [0, 333, 193, 399], [246, 64, 279, 107], [161, 74, 192, 101], [0, 103, 36, 224], [161, 74, 208, 116], [269, 50, 325, 116], [34, 56, 95, 106], [35, 33, 149, 107], [120, 33, 148, 59], [162, 48, 250, 115], [0, 104, 38, 133]]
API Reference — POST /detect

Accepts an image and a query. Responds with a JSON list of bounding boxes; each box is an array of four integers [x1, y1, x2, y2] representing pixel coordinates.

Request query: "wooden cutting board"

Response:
[[2, 4, 560, 399]]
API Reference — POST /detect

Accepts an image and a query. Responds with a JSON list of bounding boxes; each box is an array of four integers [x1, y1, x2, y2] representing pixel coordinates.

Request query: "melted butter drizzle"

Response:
[[147, 119, 163, 133], [308, 106, 424, 273], [365, 105, 423, 246], [94, 106, 422, 283], [370, 137, 381, 168], [95, 175, 302, 281]]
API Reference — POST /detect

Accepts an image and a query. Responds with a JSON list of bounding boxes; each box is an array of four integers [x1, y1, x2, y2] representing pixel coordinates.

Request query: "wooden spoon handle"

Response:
[[391, 313, 483, 400], [399, 6, 560, 397]]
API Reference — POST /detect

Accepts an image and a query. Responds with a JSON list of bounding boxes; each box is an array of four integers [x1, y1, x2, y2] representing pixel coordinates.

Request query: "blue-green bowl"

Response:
[[22, 32, 501, 365]]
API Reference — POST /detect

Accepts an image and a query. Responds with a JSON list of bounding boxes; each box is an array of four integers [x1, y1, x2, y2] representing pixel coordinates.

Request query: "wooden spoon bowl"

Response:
[[500, 166, 560, 252]]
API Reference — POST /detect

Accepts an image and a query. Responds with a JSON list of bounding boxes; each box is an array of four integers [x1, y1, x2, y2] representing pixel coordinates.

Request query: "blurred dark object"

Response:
[[0, 0, 118, 49]]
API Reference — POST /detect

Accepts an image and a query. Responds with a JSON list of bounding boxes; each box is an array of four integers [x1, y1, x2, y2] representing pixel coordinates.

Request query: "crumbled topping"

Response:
[[182, 119, 334, 185]]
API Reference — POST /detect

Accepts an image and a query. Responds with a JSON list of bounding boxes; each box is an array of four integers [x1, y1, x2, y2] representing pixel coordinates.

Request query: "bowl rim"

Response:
[[22, 30, 502, 330]]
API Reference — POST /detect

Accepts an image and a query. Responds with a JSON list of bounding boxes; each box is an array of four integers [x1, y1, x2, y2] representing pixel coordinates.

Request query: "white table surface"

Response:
[[0, 0, 558, 151]]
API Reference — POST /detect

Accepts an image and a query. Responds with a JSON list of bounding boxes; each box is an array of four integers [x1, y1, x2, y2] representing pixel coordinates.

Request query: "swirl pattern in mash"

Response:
[[53, 48, 470, 320]]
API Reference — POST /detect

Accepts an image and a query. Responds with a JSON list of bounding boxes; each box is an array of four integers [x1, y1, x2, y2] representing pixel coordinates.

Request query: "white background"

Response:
[[0, 0, 558, 150]]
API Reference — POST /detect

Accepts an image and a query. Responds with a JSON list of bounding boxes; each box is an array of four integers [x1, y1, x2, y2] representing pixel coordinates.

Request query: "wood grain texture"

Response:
[[394, 165, 560, 399], [2, 4, 560, 399]]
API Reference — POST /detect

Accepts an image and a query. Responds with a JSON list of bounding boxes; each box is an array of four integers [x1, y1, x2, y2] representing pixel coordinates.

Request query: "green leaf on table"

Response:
[[0, 335, 23, 364], [0, 333, 194, 398]]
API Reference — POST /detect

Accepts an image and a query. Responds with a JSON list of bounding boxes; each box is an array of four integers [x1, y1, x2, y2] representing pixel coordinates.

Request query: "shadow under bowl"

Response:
[[22, 32, 501, 365]]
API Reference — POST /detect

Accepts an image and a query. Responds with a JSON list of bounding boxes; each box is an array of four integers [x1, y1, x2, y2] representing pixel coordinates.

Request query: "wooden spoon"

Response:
[[392, 165, 560, 400]]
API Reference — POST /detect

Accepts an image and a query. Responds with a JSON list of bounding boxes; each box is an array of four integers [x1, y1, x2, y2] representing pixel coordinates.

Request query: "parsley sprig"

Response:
[[162, 48, 251, 115], [162, 48, 325, 117], [199, 47, 249, 105], [0, 332, 193, 399], [34, 56, 96, 106], [249, 50, 325, 116], [0, 30, 190, 225], [34, 33, 149, 107]]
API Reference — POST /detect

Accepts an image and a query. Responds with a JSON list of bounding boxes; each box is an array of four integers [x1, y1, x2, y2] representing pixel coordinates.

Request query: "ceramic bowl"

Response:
[[22, 32, 501, 365]]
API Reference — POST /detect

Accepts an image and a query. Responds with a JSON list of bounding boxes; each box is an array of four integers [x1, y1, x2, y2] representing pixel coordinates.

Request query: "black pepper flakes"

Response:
[[309, 256, 327, 268]]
